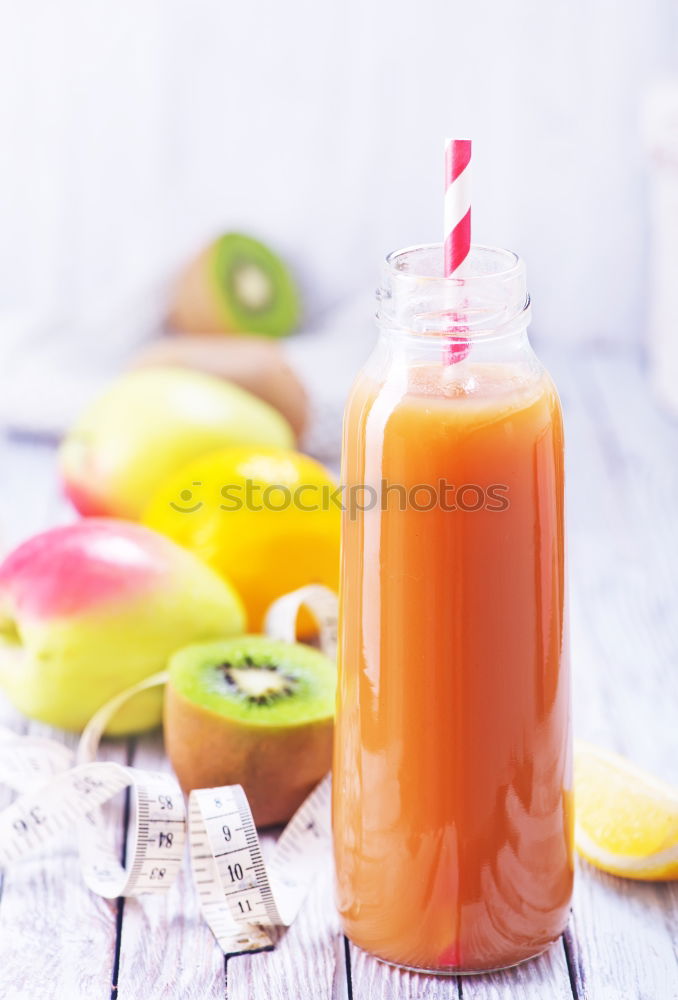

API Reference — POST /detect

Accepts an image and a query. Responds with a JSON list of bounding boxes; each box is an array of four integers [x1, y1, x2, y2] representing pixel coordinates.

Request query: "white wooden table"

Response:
[[0, 342, 677, 1000]]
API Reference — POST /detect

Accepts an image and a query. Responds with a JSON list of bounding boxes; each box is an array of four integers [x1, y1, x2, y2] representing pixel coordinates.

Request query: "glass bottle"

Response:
[[333, 244, 573, 975]]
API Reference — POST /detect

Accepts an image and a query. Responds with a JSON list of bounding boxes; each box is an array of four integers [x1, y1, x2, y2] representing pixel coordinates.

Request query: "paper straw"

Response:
[[444, 138, 472, 274], [443, 138, 472, 362]]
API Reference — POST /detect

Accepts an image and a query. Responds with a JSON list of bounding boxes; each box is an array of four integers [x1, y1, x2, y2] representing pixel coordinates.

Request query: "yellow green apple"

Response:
[[0, 519, 246, 733], [59, 366, 294, 520]]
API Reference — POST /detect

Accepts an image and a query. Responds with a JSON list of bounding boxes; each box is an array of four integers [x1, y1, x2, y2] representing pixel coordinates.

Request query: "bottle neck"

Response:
[[375, 242, 533, 367], [376, 319, 533, 367]]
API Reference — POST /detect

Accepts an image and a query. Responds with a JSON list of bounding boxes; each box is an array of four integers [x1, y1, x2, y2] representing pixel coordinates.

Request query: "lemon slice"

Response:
[[574, 740, 678, 880]]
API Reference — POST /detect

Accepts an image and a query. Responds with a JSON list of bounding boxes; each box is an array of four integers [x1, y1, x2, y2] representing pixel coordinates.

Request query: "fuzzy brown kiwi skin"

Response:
[[168, 246, 226, 334], [164, 683, 333, 828]]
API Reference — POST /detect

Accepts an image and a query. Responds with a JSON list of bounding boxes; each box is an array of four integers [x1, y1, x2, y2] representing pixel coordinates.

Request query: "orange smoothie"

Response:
[[333, 362, 573, 973]]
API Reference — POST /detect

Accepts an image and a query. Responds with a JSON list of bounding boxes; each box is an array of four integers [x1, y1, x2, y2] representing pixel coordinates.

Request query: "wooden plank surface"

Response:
[[0, 345, 677, 999], [546, 343, 678, 1000]]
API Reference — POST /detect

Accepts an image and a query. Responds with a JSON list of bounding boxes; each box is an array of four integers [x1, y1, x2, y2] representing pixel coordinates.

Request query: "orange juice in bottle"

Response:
[[333, 244, 573, 974]]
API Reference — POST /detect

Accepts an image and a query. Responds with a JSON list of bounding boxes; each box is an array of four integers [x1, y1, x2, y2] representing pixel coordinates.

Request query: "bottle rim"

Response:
[[378, 243, 529, 337], [384, 243, 522, 283]]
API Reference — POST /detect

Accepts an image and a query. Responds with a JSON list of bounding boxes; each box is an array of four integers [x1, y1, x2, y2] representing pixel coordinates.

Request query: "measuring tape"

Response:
[[0, 584, 338, 957]]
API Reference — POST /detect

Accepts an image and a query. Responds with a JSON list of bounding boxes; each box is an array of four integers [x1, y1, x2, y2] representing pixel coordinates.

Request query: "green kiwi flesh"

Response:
[[212, 233, 300, 338], [168, 635, 335, 727]]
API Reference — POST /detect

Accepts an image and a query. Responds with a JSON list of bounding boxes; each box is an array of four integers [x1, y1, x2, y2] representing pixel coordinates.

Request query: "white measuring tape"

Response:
[[0, 584, 338, 957]]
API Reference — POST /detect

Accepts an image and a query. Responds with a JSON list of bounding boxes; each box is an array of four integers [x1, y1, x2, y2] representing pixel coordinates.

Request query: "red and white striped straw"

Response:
[[444, 138, 472, 276]]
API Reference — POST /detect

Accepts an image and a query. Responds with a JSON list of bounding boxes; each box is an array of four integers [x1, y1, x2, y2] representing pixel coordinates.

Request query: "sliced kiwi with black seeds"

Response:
[[165, 635, 335, 825], [212, 233, 300, 338], [168, 635, 335, 727]]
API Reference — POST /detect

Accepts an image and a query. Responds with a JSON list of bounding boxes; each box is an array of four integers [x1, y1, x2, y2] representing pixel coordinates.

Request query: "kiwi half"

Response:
[[164, 635, 335, 827], [170, 233, 300, 338]]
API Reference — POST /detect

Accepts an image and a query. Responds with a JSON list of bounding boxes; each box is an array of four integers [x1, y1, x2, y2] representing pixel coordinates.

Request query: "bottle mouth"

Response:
[[378, 243, 529, 337], [385, 243, 522, 282]]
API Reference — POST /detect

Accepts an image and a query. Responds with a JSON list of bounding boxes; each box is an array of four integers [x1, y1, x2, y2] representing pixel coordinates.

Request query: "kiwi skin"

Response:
[[165, 686, 332, 827], [169, 246, 225, 335], [164, 639, 334, 827]]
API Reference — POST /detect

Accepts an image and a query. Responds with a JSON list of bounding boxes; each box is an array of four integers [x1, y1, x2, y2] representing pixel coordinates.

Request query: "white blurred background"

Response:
[[0, 0, 677, 432]]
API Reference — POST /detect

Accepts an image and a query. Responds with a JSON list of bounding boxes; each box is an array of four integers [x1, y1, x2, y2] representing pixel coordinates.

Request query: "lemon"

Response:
[[574, 740, 678, 880], [143, 446, 340, 631]]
